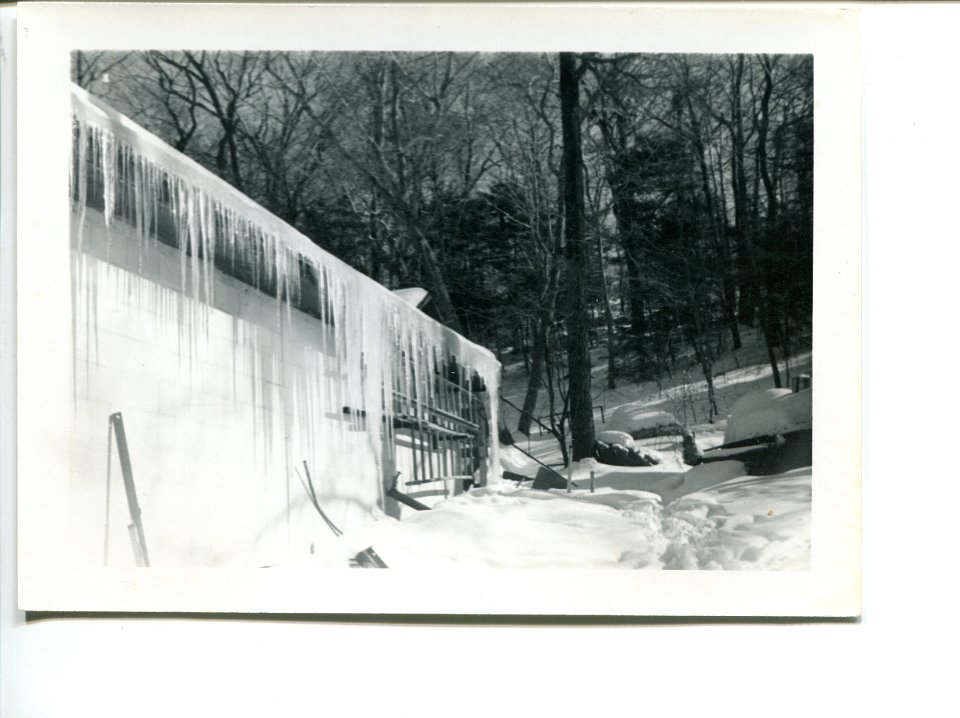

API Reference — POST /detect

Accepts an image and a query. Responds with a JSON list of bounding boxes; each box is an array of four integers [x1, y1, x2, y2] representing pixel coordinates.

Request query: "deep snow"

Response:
[[306, 368, 813, 571], [311, 449, 810, 570]]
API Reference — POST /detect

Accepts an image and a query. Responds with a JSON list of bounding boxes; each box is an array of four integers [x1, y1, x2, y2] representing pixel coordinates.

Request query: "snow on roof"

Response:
[[70, 83, 498, 375]]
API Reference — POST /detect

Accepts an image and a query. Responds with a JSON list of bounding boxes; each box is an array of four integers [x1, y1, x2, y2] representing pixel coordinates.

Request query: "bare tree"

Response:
[[559, 52, 596, 461], [72, 51, 130, 91], [484, 56, 565, 438], [283, 53, 491, 333]]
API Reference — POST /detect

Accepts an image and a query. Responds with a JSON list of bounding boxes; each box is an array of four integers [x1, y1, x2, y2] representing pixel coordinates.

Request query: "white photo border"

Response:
[[16, 2, 861, 616]]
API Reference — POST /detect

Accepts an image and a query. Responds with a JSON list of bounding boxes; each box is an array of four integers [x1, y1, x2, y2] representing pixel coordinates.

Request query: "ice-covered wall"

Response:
[[69, 85, 500, 568]]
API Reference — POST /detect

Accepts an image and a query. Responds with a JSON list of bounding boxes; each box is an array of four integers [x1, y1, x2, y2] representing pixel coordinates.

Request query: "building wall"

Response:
[[61, 85, 500, 569], [71, 210, 383, 568]]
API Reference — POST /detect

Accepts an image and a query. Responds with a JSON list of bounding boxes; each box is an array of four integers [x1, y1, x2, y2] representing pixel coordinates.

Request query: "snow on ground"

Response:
[[308, 332, 813, 571], [318, 486, 667, 569], [312, 456, 810, 570], [660, 468, 811, 570]]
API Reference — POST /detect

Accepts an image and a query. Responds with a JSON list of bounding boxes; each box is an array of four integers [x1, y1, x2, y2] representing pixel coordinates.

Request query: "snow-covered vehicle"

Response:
[[700, 387, 812, 475], [605, 405, 681, 440]]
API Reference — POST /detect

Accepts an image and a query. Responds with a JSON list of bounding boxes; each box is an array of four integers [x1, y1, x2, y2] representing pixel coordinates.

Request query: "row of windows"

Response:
[[72, 129, 489, 413], [74, 131, 337, 323]]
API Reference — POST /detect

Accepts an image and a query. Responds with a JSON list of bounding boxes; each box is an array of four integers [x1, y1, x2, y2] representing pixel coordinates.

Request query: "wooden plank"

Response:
[[109, 412, 150, 567], [393, 414, 471, 439], [404, 475, 474, 486]]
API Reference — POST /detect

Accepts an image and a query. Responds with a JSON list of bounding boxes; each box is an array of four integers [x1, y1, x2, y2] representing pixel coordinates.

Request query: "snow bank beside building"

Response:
[[315, 462, 811, 570]]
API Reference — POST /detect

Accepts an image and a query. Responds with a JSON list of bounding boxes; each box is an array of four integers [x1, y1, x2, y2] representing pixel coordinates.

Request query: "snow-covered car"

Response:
[[700, 387, 812, 475], [606, 405, 681, 440]]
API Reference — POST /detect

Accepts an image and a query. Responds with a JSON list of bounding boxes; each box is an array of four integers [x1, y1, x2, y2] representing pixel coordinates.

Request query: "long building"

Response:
[[67, 84, 500, 568]]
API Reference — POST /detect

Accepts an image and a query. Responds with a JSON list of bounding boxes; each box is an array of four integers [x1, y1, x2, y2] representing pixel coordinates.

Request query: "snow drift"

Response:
[[315, 455, 810, 570], [317, 464, 811, 570]]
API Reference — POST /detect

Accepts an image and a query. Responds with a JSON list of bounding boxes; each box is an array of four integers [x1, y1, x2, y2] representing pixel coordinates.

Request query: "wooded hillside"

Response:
[[75, 51, 813, 460]]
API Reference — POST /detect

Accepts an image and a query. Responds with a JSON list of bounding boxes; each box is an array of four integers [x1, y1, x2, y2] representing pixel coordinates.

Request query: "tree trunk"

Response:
[[599, 136, 646, 359], [756, 55, 784, 389], [596, 245, 617, 390], [543, 331, 570, 467], [518, 260, 561, 435], [765, 325, 783, 388], [517, 315, 547, 436], [588, 165, 618, 390], [701, 354, 719, 422], [518, 320, 531, 374], [368, 72, 386, 284], [617, 247, 628, 317], [688, 299, 720, 423], [559, 52, 595, 461], [684, 84, 741, 351], [729, 55, 756, 326], [406, 220, 464, 335]]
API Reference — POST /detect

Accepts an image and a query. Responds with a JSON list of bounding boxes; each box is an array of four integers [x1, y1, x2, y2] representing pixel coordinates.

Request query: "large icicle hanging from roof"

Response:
[[69, 82, 501, 507]]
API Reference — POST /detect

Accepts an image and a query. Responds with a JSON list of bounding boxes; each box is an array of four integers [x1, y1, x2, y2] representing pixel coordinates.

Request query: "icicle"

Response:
[[70, 82, 504, 549], [73, 120, 89, 251], [100, 129, 116, 229]]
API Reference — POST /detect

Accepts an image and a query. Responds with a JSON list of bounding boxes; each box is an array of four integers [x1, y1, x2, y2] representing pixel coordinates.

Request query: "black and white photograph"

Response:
[[15, 3, 860, 614]]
